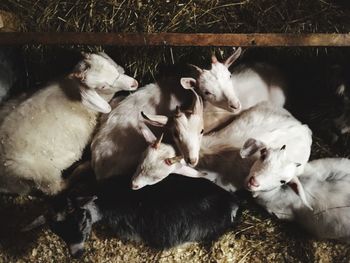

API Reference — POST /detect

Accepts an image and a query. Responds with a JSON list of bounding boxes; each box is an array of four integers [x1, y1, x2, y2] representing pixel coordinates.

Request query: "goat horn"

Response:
[[190, 89, 203, 114], [152, 133, 164, 149], [21, 215, 47, 232], [188, 64, 203, 73], [165, 156, 183, 165], [211, 55, 218, 64]]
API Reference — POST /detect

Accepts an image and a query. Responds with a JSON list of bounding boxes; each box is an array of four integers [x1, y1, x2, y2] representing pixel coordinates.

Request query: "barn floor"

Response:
[[1, 1, 350, 262]]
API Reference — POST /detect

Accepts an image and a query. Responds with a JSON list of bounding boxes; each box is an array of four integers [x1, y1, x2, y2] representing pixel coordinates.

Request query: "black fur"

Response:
[[48, 175, 240, 257], [96, 175, 240, 249]]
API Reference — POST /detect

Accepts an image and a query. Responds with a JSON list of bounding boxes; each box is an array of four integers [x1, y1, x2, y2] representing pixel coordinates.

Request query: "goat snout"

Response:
[[131, 182, 140, 190], [247, 176, 260, 189], [131, 80, 139, 89], [229, 102, 241, 111], [186, 157, 198, 166], [69, 243, 85, 258]]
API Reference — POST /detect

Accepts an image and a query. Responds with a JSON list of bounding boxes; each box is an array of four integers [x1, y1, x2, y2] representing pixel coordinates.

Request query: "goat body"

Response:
[[40, 175, 240, 257], [0, 53, 138, 195], [254, 158, 350, 242]]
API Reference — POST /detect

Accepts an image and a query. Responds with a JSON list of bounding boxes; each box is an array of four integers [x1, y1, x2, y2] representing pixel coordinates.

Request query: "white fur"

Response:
[[92, 83, 174, 179], [0, 53, 137, 195], [254, 158, 350, 243], [92, 53, 242, 179], [197, 57, 285, 132], [132, 102, 312, 192]]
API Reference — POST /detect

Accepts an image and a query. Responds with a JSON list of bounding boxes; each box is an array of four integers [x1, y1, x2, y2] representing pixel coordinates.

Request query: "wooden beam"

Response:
[[0, 33, 350, 46]]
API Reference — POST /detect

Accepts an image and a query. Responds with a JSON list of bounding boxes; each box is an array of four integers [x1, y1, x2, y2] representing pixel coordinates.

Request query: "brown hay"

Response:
[[0, 0, 350, 33], [0, 1, 350, 262]]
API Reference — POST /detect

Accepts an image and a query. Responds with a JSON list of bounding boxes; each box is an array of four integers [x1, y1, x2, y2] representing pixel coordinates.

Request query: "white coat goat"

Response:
[[253, 157, 350, 243], [132, 102, 312, 191], [91, 49, 245, 179], [200, 53, 286, 132], [0, 52, 138, 195]]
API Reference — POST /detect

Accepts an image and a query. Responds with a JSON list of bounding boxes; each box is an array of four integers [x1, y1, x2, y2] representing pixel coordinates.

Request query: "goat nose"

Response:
[[229, 102, 241, 111], [131, 183, 140, 190], [248, 177, 260, 188], [187, 157, 198, 166], [131, 80, 138, 89]]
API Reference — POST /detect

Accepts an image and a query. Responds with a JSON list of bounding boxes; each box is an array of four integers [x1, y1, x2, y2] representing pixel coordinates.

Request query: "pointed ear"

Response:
[[336, 84, 346, 96], [70, 60, 89, 81], [224, 47, 242, 68], [173, 164, 203, 178], [75, 196, 98, 208], [80, 87, 111, 113], [21, 215, 47, 232], [240, 138, 266, 159], [139, 123, 157, 145], [180, 77, 197, 90], [287, 177, 313, 210], [141, 111, 168, 127]]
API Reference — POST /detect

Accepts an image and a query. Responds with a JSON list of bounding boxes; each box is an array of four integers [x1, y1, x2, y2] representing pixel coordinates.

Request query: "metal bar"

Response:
[[0, 33, 350, 46]]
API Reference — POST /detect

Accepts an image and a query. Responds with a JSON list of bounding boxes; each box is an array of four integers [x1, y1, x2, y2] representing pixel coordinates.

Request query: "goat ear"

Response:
[[180, 77, 197, 90], [174, 164, 203, 178], [80, 87, 111, 113], [287, 177, 313, 210], [139, 123, 157, 145], [336, 84, 346, 96], [75, 196, 98, 208], [224, 47, 242, 68], [141, 111, 168, 127], [240, 138, 266, 158], [70, 60, 90, 81], [21, 215, 47, 232]]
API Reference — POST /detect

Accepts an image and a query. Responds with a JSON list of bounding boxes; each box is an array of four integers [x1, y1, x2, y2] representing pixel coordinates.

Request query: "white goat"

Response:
[[91, 49, 244, 180], [200, 53, 286, 132], [252, 157, 350, 243], [132, 102, 312, 191], [0, 52, 138, 195]]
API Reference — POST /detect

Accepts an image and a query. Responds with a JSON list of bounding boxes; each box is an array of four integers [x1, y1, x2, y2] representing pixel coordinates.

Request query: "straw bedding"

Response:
[[0, 1, 350, 262]]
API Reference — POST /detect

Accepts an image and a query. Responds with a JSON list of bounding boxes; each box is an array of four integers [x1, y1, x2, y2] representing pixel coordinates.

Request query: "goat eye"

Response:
[[204, 91, 212, 95], [280, 180, 286, 185], [200, 129, 204, 134], [173, 130, 179, 138]]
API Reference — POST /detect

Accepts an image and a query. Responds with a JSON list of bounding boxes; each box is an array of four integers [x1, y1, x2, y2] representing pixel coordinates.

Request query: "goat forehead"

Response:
[[90, 56, 118, 74], [187, 113, 203, 124], [174, 117, 189, 130], [211, 63, 230, 77]]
